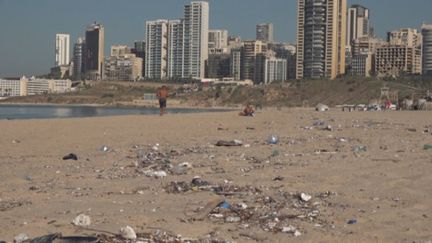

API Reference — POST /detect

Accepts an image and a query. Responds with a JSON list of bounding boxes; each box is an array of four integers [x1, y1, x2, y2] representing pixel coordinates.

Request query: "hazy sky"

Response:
[[0, 0, 431, 77]]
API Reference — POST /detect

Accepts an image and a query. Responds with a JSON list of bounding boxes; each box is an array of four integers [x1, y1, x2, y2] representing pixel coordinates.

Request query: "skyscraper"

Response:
[[55, 34, 70, 67], [85, 22, 105, 80], [422, 24, 432, 75], [241, 40, 267, 82], [256, 23, 274, 43], [145, 20, 169, 79], [346, 5, 370, 49], [296, 0, 347, 79], [72, 37, 85, 80], [167, 20, 185, 79], [183, 1, 209, 79]]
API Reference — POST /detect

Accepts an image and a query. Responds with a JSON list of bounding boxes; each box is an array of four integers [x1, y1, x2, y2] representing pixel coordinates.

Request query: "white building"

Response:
[[0, 78, 27, 97], [145, 19, 169, 79], [55, 34, 70, 67], [209, 29, 228, 49], [167, 20, 185, 79], [24, 76, 72, 95], [183, 1, 209, 79], [264, 57, 287, 84]]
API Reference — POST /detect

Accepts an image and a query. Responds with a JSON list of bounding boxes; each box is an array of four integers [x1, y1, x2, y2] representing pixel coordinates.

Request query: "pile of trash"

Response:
[[164, 177, 262, 196], [203, 191, 336, 236], [96, 144, 211, 180], [165, 177, 337, 236], [10, 229, 232, 243]]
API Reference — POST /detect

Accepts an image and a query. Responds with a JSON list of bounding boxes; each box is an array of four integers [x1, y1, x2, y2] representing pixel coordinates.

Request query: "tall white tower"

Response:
[[55, 34, 70, 67], [183, 1, 209, 79]]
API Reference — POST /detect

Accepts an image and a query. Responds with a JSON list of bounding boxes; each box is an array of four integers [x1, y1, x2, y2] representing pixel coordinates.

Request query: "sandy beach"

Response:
[[0, 108, 431, 242]]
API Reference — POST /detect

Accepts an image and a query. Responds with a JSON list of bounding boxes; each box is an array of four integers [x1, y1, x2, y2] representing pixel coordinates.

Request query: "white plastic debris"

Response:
[[72, 214, 91, 226], [143, 170, 167, 179], [225, 216, 241, 222], [100, 145, 111, 152], [300, 193, 312, 202], [120, 226, 137, 240], [294, 230, 302, 237], [315, 103, 329, 112], [14, 233, 29, 243], [282, 225, 296, 233], [237, 202, 248, 209]]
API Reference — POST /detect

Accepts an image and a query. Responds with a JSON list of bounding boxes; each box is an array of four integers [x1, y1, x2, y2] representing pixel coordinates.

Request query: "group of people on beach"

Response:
[[156, 85, 255, 117]]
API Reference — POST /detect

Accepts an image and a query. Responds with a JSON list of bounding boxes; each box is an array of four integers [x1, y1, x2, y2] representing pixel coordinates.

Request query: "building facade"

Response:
[[72, 37, 85, 80], [84, 23, 105, 80], [265, 57, 287, 84], [230, 48, 242, 80], [209, 29, 228, 50], [131, 41, 146, 77], [256, 23, 274, 43], [111, 45, 131, 56], [375, 46, 421, 77], [55, 34, 70, 67], [296, 0, 347, 79], [422, 24, 432, 75], [241, 40, 267, 82], [351, 53, 373, 77], [145, 20, 169, 79], [167, 20, 185, 79], [183, 1, 209, 79], [105, 54, 143, 81], [0, 78, 27, 97], [205, 53, 230, 79], [387, 28, 422, 47], [346, 5, 370, 50]]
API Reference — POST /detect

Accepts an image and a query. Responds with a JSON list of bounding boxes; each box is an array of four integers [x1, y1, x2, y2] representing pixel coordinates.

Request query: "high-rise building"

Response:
[[241, 40, 267, 82], [84, 22, 105, 80], [183, 1, 209, 79], [167, 20, 185, 79], [55, 34, 70, 67], [268, 42, 297, 80], [296, 0, 347, 79], [72, 37, 85, 80], [132, 41, 146, 77], [256, 23, 274, 43], [144, 1, 209, 80], [346, 5, 370, 49], [230, 48, 242, 80], [145, 20, 169, 79], [264, 57, 287, 84], [422, 24, 432, 75], [209, 29, 228, 49]]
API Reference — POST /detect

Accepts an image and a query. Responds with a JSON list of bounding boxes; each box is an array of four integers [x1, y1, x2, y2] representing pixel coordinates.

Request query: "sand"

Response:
[[0, 109, 431, 242]]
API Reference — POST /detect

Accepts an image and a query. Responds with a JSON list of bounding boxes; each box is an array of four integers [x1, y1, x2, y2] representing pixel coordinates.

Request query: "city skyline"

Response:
[[0, 0, 431, 77]]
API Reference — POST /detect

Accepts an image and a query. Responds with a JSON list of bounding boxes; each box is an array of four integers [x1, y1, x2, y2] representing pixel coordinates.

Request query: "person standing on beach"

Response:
[[156, 85, 168, 116]]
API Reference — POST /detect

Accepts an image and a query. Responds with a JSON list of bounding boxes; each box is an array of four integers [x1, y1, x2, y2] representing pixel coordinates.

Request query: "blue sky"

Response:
[[0, 0, 431, 77]]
